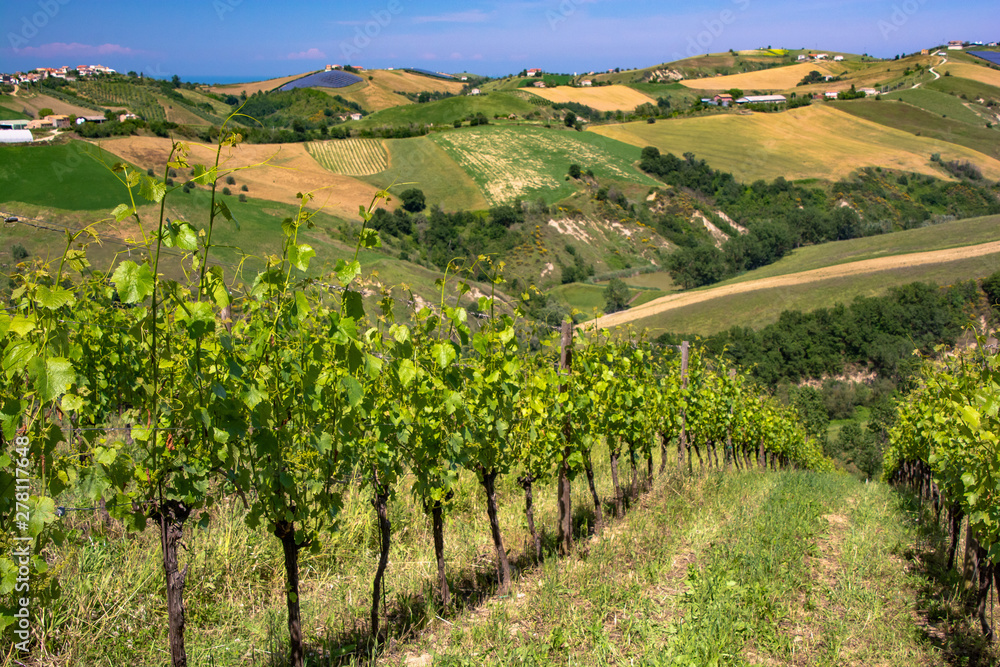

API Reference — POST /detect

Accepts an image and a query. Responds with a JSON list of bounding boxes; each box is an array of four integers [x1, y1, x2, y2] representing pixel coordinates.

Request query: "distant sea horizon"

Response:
[[150, 73, 303, 85]]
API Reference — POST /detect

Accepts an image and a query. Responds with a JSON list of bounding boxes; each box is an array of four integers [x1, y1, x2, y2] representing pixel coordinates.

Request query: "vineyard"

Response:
[[0, 133, 831, 666], [885, 339, 1000, 643], [306, 138, 389, 176], [75, 81, 166, 122]]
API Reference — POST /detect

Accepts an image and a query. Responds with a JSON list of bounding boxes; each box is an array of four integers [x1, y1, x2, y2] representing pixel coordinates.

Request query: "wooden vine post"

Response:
[[557, 320, 574, 556], [726, 368, 736, 472], [676, 341, 690, 473]]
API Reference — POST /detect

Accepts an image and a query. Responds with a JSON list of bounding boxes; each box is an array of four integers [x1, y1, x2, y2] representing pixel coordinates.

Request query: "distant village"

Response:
[[0, 64, 140, 142]]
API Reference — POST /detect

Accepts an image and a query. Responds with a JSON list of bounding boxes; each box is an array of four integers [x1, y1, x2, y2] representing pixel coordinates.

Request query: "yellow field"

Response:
[[589, 104, 1000, 183], [940, 62, 1000, 88], [95, 136, 385, 219], [680, 62, 847, 91], [14, 92, 96, 118], [524, 85, 656, 112], [208, 72, 314, 96], [306, 138, 388, 176]]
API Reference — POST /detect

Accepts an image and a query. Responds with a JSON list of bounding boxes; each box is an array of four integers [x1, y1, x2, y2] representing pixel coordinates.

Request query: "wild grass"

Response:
[[720, 213, 1000, 285], [589, 105, 1000, 183], [631, 251, 1000, 335], [884, 88, 990, 126], [830, 99, 1000, 160]]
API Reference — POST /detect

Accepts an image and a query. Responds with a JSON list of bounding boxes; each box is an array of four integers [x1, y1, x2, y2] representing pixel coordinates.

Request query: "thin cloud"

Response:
[[287, 48, 327, 60], [412, 10, 493, 24], [11, 42, 142, 57]]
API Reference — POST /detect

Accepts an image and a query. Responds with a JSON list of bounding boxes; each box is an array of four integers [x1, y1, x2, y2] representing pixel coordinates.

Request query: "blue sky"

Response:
[[2, 0, 996, 81]]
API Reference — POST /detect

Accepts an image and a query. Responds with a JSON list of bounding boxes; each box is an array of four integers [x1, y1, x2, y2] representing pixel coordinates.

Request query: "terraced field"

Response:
[[430, 125, 658, 205], [76, 81, 166, 121], [524, 85, 655, 112], [590, 104, 1000, 183], [306, 138, 388, 176]]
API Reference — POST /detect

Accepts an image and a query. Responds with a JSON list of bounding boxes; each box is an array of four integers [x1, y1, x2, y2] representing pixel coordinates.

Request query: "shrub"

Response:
[[11, 244, 29, 261], [400, 188, 426, 213], [568, 164, 581, 179], [238, 194, 247, 202], [226, 175, 236, 185], [241, 184, 248, 192], [222, 187, 231, 196]]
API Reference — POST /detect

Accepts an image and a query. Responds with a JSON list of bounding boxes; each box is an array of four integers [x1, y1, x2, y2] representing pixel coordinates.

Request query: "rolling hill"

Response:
[[586, 214, 1000, 333], [523, 85, 656, 111], [589, 104, 1000, 183]]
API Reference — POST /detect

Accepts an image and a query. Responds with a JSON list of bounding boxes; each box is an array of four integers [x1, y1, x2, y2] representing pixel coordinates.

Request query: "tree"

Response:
[[603, 278, 631, 313], [568, 164, 582, 179], [38, 107, 54, 117], [400, 188, 426, 212], [171, 74, 181, 88], [564, 111, 577, 127]]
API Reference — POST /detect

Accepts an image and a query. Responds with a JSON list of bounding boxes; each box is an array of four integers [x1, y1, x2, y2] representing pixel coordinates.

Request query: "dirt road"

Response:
[[586, 240, 1000, 329]]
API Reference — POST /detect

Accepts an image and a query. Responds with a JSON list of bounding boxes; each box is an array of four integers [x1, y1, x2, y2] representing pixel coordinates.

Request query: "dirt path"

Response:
[[587, 240, 1000, 329], [914, 55, 946, 89]]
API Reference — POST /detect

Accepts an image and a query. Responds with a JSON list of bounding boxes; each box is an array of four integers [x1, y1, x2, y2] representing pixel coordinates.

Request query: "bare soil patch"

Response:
[[92, 136, 384, 219]]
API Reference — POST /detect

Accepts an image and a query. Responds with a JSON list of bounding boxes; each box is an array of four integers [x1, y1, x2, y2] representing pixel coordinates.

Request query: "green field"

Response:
[[884, 87, 990, 125], [828, 99, 1000, 160], [925, 75, 1000, 104], [0, 99, 32, 120], [720, 214, 1000, 285], [630, 252, 1000, 335], [355, 92, 539, 127], [548, 282, 609, 316], [0, 141, 138, 211], [359, 135, 488, 211], [429, 125, 659, 206]]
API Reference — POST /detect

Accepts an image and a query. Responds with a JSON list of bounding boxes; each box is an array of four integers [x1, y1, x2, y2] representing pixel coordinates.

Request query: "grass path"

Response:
[[586, 240, 1000, 330], [377, 470, 964, 666]]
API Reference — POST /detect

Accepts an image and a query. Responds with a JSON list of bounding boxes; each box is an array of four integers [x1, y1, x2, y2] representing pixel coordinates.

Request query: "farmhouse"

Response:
[[948, 40, 964, 50], [824, 91, 839, 99], [797, 54, 807, 61], [736, 95, 787, 104], [834, 55, 844, 61], [350, 113, 363, 121], [527, 68, 542, 76], [580, 80, 592, 86], [860, 88, 878, 97], [815, 53, 828, 60], [712, 93, 734, 107], [469, 88, 481, 95], [0, 129, 33, 143], [533, 81, 546, 88], [75, 115, 106, 125], [921, 49, 930, 55]]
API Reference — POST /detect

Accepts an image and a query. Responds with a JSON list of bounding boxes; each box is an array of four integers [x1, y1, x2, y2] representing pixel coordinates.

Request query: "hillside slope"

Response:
[[590, 104, 1000, 183]]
